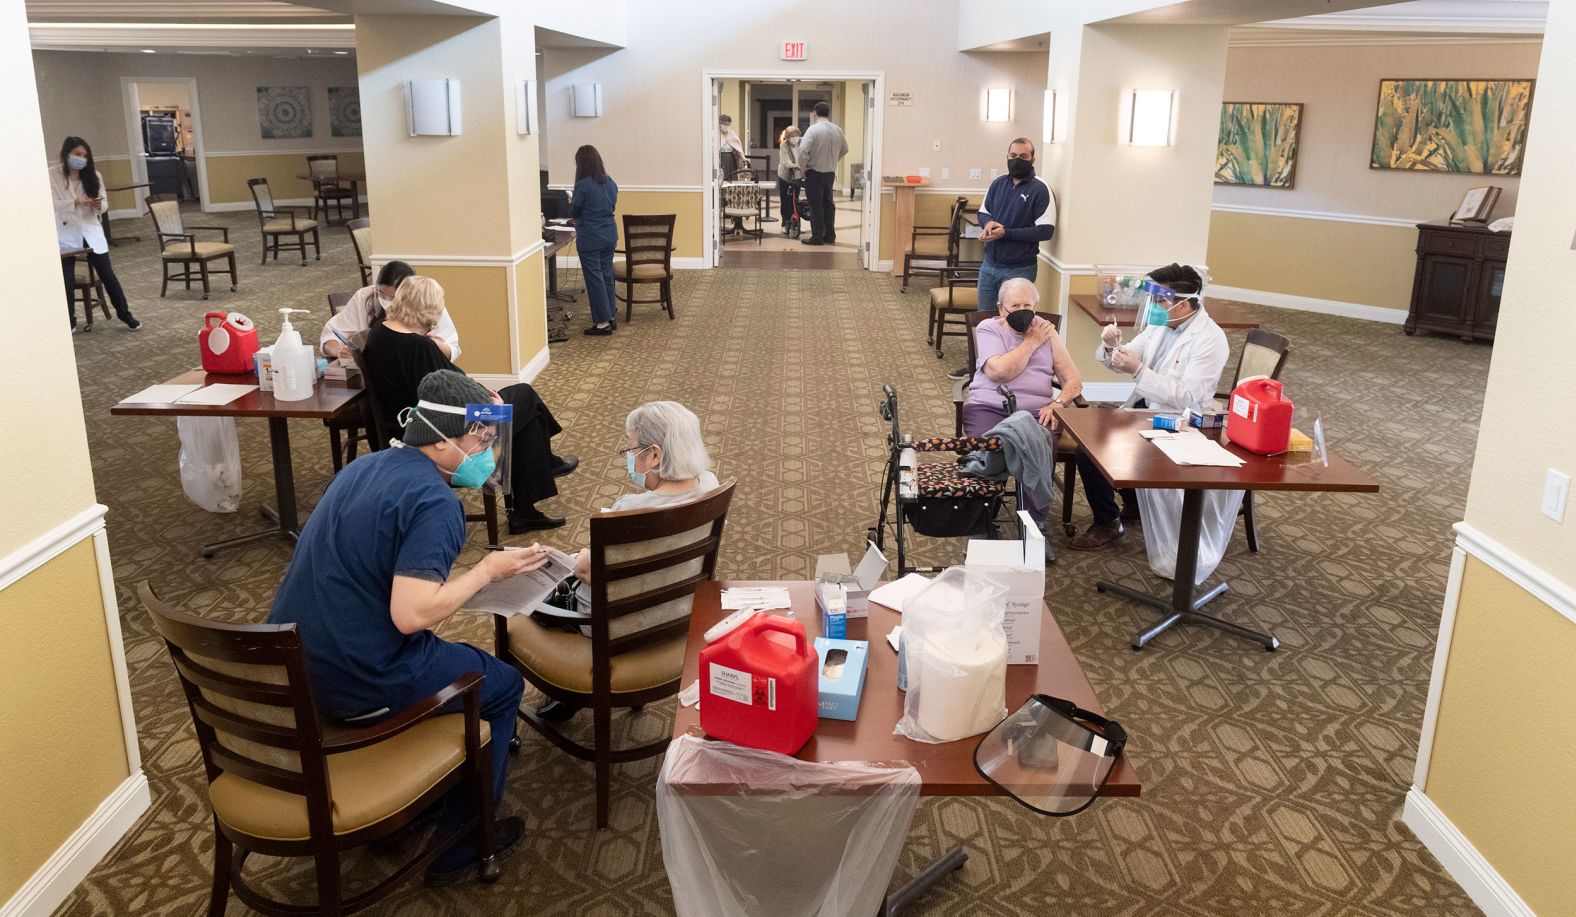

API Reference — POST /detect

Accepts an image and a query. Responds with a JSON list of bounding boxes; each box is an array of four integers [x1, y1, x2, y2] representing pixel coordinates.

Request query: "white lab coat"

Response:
[[50, 167, 109, 254], [318, 284, 462, 360], [1096, 307, 1242, 584]]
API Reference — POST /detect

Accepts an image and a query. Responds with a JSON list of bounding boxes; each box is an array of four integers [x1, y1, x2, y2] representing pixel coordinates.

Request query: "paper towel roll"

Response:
[[913, 630, 1006, 742]]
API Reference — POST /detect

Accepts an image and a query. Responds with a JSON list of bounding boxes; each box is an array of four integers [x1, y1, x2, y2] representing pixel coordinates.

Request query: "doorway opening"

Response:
[[121, 77, 208, 213], [703, 70, 882, 271]]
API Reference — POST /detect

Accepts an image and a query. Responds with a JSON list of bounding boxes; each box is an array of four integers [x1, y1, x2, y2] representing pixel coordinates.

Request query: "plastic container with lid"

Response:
[[1226, 376, 1294, 455], [699, 613, 818, 755], [270, 308, 316, 402]]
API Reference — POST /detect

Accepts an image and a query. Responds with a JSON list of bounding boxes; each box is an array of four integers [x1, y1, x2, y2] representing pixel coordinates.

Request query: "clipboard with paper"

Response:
[[465, 547, 580, 618]]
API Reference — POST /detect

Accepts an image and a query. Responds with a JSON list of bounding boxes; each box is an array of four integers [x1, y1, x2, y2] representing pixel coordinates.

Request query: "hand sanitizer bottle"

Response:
[[272, 308, 315, 402]]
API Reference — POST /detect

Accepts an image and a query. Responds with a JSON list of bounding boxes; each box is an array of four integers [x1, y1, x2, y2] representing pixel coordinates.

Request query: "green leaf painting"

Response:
[[1216, 102, 1302, 188], [1370, 79, 1534, 174]]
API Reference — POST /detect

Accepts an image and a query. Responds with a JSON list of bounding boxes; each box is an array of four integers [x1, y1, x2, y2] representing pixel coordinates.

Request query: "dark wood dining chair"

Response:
[[308, 155, 356, 225], [322, 292, 376, 472], [1217, 328, 1292, 552], [495, 481, 736, 829], [929, 263, 981, 357], [248, 177, 320, 266], [902, 196, 967, 293], [140, 582, 500, 916], [147, 193, 238, 300], [347, 218, 372, 286], [613, 213, 677, 321], [61, 247, 111, 331]]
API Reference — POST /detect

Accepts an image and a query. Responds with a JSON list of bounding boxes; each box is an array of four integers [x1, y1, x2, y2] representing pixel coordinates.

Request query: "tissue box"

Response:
[[817, 581, 847, 639], [324, 358, 358, 381], [814, 541, 888, 617], [813, 638, 868, 721], [964, 511, 1045, 665]]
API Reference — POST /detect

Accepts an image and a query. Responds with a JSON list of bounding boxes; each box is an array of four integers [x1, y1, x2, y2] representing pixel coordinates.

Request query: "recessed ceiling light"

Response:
[[140, 48, 156, 53], [334, 50, 349, 55]]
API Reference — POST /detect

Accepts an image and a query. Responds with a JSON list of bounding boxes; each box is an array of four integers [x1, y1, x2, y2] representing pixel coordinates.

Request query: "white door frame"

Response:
[[701, 68, 884, 269], [119, 76, 211, 213]]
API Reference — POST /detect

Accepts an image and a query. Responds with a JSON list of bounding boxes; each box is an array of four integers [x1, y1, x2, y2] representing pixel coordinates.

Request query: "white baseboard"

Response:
[[1079, 382, 1136, 404], [519, 345, 550, 383], [1402, 786, 1535, 917], [0, 772, 150, 917], [557, 256, 706, 270], [876, 259, 894, 272], [106, 208, 142, 222], [1209, 284, 1407, 325]]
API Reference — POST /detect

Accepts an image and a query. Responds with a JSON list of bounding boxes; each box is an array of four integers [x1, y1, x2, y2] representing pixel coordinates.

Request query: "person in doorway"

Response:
[[319, 260, 460, 359], [719, 114, 749, 176], [269, 369, 549, 886], [1068, 263, 1232, 557], [948, 137, 1056, 380], [360, 276, 579, 533], [798, 101, 848, 247], [52, 136, 140, 332], [777, 125, 804, 237], [572, 145, 619, 336]]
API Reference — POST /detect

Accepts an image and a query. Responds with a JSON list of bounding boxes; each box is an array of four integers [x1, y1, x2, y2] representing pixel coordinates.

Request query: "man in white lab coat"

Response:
[[1068, 264, 1240, 583]]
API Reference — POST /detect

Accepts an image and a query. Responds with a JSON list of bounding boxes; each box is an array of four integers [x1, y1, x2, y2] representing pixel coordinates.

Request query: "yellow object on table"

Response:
[[1287, 428, 1313, 452]]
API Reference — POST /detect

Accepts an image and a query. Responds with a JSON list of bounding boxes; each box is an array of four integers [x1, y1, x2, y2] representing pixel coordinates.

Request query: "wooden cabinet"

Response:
[[1405, 222, 1510, 343]]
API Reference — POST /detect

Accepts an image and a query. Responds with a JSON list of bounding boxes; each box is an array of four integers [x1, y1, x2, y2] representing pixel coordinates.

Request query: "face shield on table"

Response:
[[973, 694, 1127, 817]]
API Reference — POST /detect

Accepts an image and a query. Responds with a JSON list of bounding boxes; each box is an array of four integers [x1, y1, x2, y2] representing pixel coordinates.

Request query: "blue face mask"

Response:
[[67, 155, 88, 171], [450, 443, 496, 489], [626, 445, 651, 488]]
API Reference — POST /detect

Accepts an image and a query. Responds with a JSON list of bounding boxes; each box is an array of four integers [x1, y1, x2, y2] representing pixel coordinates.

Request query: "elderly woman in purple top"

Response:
[[962, 276, 1083, 523]]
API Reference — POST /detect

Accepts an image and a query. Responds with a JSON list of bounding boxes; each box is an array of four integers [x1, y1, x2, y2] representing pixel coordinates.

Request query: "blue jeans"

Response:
[[976, 260, 1038, 313], [580, 246, 617, 325]]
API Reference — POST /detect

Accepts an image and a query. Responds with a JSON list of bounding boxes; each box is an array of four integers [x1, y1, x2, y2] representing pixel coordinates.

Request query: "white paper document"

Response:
[[1152, 437, 1246, 467], [1139, 429, 1204, 441], [886, 625, 903, 652], [120, 384, 202, 405], [867, 572, 932, 613], [176, 384, 258, 406], [720, 587, 792, 610], [464, 547, 578, 617]]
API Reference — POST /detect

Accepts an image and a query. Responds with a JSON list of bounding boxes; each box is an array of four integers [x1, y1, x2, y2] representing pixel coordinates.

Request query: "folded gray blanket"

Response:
[[958, 410, 1053, 511]]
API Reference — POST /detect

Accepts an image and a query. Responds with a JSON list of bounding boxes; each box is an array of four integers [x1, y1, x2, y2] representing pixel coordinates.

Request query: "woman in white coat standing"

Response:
[[52, 136, 140, 332]]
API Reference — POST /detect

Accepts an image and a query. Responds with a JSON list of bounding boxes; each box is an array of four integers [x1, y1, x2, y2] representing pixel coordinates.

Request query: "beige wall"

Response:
[[204, 150, 366, 205], [1207, 211, 1415, 313]]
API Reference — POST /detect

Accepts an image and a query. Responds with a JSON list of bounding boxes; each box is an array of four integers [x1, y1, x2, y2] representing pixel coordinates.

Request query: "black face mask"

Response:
[[1006, 309, 1036, 334], [1007, 158, 1034, 180]]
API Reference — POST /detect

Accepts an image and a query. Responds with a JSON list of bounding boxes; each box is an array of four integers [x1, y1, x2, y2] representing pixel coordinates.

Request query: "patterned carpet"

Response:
[[57, 210, 1483, 915]]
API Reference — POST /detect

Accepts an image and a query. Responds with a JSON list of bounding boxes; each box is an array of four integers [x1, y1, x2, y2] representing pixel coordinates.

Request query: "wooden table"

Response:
[[295, 172, 365, 221], [111, 370, 367, 557], [1070, 293, 1261, 330], [1055, 407, 1379, 650], [544, 232, 580, 304], [884, 179, 931, 278], [670, 580, 1140, 909], [103, 182, 151, 245]]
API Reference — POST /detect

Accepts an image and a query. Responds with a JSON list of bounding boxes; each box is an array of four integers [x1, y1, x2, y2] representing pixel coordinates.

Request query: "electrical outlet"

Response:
[[969, 168, 982, 180], [918, 166, 931, 178], [932, 140, 941, 152], [989, 167, 999, 179], [941, 167, 950, 179], [1543, 469, 1570, 522]]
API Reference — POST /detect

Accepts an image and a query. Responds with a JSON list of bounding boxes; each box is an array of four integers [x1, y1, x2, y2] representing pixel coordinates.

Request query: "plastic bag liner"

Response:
[[895, 566, 1009, 744], [177, 416, 241, 513], [1134, 488, 1244, 584], [657, 735, 920, 917]]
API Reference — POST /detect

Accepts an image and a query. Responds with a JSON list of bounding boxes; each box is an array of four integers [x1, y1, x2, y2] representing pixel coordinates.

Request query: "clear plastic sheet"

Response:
[[177, 416, 241, 513], [657, 735, 920, 917], [895, 566, 1009, 744], [1135, 488, 1244, 584]]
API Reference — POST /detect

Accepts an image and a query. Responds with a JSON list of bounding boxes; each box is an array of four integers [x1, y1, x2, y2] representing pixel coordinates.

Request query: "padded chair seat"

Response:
[[263, 217, 318, 233], [72, 263, 93, 284], [723, 207, 758, 218], [909, 235, 950, 257], [506, 614, 685, 695], [914, 462, 1006, 498], [208, 716, 489, 842], [164, 241, 235, 259], [930, 286, 979, 309], [315, 186, 355, 198], [614, 262, 669, 281]]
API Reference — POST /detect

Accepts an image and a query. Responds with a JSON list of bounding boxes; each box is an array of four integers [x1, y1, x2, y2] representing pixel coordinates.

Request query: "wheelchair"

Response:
[[868, 383, 1026, 576]]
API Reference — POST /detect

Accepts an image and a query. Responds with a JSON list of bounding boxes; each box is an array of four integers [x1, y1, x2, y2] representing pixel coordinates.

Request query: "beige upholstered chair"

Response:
[[928, 263, 980, 358], [495, 481, 735, 829], [308, 155, 355, 224], [720, 180, 766, 242], [61, 247, 111, 330], [614, 213, 677, 321], [901, 196, 968, 293], [140, 582, 502, 916], [347, 218, 372, 286], [248, 178, 320, 266], [147, 193, 238, 300]]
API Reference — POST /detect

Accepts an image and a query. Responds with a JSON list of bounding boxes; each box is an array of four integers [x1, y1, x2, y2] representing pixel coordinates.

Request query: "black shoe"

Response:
[[370, 801, 442, 856], [947, 365, 972, 381], [550, 454, 579, 477], [802, 238, 825, 246], [425, 816, 526, 887], [122, 317, 143, 331], [537, 699, 582, 722], [583, 324, 613, 336], [1120, 504, 1141, 525], [508, 510, 566, 534]]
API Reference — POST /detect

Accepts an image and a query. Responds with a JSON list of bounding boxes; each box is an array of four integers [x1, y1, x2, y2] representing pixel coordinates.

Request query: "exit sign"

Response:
[[780, 41, 807, 61]]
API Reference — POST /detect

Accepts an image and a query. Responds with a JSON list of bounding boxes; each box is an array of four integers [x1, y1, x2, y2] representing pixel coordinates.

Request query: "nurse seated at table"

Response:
[[360, 275, 578, 534], [319, 260, 460, 360], [1068, 264, 1241, 583], [269, 370, 549, 885], [962, 276, 1082, 527]]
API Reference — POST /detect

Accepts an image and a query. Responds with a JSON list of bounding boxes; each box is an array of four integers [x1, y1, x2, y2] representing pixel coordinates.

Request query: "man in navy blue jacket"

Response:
[[951, 137, 1058, 380]]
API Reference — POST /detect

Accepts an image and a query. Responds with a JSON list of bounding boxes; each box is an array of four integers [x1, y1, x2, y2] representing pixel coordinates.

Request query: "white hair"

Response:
[[997, 276, 1040, 306], [626, 401, 711, 481]]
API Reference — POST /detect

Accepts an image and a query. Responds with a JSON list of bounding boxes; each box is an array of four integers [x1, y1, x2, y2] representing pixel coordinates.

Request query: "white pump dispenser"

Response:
[[272, 308, 316, 402]]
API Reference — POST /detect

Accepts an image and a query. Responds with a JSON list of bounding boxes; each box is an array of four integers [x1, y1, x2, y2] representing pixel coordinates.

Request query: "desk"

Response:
[[883, 179, 931, 278], [1069, 293, 1261, 331], [1054, 407, 1378, 650], [111, 370, 367, 557], [104, 182, 151, 246], [295, 172, 364, 221], [544, 232, 579, 304]]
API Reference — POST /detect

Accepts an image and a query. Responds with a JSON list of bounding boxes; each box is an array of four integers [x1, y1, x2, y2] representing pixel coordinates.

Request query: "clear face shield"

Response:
[[1137, 278, 1202, 332], [398, 399, 514, 496], [973, 694, 1127, 817]]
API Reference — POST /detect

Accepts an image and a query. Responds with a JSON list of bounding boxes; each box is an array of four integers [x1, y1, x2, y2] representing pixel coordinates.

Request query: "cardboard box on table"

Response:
[[815, 542, 887, 637], [964, 511, 1044, 665]]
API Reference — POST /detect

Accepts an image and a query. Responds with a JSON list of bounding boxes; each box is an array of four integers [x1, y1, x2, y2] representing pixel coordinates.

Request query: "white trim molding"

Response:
[[376, 242, 545, 268], [1208, 284, 1408, 325], [1452, 522, 1576, 627], [0, 773, 151, 917], [549, 183, 703, 193], [1211, 203, 1424, 229], [1413, 547, 1467, 790], [1401, 787, 1536, 917], [558, 255, 707, 271], [203, 148, 364, 158], [0, 505, 108, 593], [519, 345, 551, 384]]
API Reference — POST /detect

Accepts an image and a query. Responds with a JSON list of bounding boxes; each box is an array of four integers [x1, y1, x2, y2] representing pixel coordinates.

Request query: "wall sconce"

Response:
[[984, 87, 1012, 123], [573, 82, 603, 118], [405, 79, 461, 136], [517, 79, 539, 135], [1043, 89, 1061, 143], [1120, 89, 1175, 146]]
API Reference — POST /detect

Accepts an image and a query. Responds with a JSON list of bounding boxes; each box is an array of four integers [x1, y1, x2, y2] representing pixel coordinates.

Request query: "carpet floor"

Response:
[[56, 210, 1483, 916]]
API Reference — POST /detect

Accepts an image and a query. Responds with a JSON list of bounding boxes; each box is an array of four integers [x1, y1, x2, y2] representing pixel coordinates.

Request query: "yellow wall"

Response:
[[0, 541, 131, 899], [98, 158, 136, 212], [1424, 557, 1576, 916], [1206, 211, 1415, 315], [203, 151, 367, 206], [417, 264, 512, 377], [877, 190, 981, 263], [617, 190, 705, 260], [514, 250, 546, 366]]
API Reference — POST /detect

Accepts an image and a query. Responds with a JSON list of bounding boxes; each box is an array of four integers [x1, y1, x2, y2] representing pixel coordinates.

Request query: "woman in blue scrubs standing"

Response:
[[571, 144, 619, 336]]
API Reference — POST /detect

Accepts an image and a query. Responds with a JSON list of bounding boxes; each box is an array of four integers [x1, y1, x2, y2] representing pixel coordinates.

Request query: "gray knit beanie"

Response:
[[401, 370, 492, 447]]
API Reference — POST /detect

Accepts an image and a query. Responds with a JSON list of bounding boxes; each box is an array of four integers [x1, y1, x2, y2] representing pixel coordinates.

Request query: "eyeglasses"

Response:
[[973, 694, 1127, 817], [616, 443, 652, 457]]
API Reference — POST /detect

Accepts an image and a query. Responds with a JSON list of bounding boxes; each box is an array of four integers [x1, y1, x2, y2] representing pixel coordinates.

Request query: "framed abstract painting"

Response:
[[1370, 78, 1534, 174], [1215, 102, 1302, 188]]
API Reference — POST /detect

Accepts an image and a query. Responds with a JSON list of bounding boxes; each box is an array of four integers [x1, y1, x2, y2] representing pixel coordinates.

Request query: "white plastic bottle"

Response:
[[272, 308, 316, 402]]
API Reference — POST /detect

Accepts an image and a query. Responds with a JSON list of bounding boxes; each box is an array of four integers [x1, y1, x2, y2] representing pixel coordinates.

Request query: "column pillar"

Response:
[[355, 11, 546, 387]]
